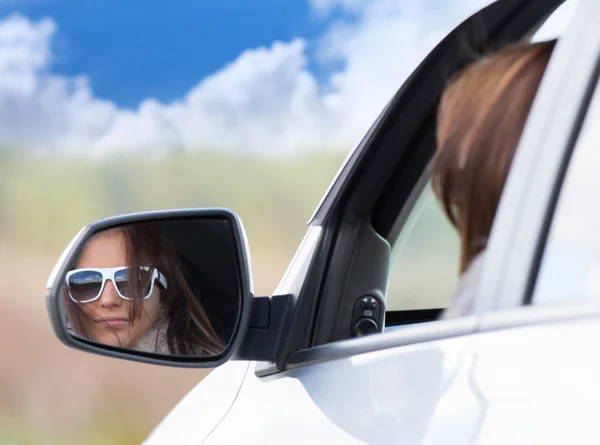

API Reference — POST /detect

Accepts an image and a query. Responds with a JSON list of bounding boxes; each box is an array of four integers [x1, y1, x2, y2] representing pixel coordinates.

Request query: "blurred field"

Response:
[[0, 150, 346, 444]]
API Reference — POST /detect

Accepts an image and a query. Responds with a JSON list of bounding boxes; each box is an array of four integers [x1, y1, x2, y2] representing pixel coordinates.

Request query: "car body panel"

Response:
[[200, 316, 600, 444], [142, 361, 251, 445], [203, 337, 467, 445]]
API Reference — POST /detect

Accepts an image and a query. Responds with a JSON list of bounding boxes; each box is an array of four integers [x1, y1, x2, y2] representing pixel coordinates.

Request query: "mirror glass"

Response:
[[58, 217, 242, 357]]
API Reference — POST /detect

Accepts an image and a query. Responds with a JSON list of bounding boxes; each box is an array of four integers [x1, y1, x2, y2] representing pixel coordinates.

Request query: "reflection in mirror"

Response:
[[60, 218, 241, 357]]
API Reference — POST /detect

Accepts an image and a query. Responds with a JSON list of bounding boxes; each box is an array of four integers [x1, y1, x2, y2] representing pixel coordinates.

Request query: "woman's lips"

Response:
[[97, 318, 130, 328]]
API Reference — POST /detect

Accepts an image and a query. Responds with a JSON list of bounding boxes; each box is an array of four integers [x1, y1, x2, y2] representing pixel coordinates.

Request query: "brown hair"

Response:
[[64, 223, 224, 355], [432, 39, 557, 273]]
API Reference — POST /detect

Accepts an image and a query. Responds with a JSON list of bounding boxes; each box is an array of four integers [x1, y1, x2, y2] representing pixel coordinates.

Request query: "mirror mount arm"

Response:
[[234, 294, 295, 363]]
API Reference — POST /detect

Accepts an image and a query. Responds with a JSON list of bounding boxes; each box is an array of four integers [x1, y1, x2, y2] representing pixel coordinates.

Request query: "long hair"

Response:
[[64, 223, 224, 355], [432, 39, 557, 273]]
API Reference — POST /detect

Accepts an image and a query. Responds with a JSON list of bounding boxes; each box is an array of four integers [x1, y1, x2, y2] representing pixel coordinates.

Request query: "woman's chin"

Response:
[[91, 333, 134, 349]]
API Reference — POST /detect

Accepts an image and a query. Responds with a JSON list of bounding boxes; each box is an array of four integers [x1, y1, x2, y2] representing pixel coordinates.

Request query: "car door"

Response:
[[144, 0, 586, 444]]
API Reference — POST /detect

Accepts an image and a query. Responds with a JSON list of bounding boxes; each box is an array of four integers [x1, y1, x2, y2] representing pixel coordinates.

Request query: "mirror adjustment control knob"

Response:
[[360, 299, 377, 311], [354, 317, 379, 337]]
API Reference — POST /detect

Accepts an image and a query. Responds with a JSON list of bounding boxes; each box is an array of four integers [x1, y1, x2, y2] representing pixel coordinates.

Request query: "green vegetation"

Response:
[[1, 418, 149, 445], [0, 150, 346, 254]]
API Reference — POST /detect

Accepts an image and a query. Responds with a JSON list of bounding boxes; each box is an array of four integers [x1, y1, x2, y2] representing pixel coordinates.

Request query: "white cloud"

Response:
[[0, 14, 117, 152], [316, 1, 487, 140], [0, 1, 580, 155], [0, 14, 53, 94], [158, 39, 331, 154]]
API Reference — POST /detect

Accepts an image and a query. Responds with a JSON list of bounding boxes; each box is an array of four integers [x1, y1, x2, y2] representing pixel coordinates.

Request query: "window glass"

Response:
[[532, 77, 600, 305], [386, 181, 460, 312]]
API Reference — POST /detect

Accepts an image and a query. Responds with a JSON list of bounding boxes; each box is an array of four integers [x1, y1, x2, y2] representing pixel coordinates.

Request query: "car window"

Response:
[[385, 0, 577, 316], [531, 73, 600, 306], [385, 181, 460, 312]]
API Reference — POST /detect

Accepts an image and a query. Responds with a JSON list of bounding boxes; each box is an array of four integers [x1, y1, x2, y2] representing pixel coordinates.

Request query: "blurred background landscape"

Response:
[[0, 150, 349, 444]]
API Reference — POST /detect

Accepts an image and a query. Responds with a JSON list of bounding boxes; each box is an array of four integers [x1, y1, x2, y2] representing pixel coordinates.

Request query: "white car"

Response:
[[46, 0, 600, 443]]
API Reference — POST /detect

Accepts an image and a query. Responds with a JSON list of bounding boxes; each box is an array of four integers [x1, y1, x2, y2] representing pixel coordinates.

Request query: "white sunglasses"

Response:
[[65, 266, 168, 304]]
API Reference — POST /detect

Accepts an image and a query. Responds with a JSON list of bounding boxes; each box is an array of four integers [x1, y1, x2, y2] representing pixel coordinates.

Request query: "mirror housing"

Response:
[[45, 208, 254, 368]]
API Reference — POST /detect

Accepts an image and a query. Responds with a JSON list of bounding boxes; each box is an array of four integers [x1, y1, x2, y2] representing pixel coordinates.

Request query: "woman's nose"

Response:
[[98, 280, 122, 307]]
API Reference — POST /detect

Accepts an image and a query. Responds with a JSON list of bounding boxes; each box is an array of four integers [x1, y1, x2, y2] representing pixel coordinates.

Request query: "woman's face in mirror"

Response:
[[72, 228, 162, 348]]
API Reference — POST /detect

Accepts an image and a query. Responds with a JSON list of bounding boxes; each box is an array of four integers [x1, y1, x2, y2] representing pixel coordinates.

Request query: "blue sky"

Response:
[[0, 0, 342, 109], [0, 0, 571, 154]]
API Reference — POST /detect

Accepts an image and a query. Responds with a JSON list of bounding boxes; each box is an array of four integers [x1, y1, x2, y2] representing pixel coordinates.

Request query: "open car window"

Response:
[[385, 181, 459, 318], [383, 0, 579, 327]]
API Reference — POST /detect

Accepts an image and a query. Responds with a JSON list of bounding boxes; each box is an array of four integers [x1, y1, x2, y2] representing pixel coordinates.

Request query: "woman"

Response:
[[432, 38, 557, 318], [63, 222, 224, 356]]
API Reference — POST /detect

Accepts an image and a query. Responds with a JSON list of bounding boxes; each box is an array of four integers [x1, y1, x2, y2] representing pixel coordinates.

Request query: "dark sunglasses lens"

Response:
[[68, 271, 103, 302], [114, 268, 153, 299]]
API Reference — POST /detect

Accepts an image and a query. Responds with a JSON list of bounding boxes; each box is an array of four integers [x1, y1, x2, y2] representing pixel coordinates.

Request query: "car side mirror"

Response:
[[45, 208, 253, 368]]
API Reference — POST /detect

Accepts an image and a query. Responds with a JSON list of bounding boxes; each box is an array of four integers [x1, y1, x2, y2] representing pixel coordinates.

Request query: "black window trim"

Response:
[[309, 0, 568, 347], [309, 0, 566, 228], [254, 0, 573, 377]]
